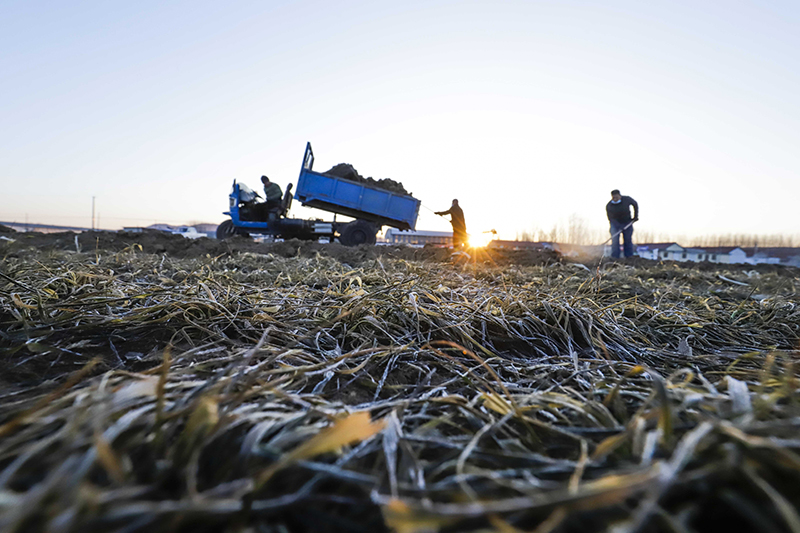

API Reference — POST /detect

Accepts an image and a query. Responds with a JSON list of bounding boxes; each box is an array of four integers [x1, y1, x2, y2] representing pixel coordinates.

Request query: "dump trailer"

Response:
[[217, 143, 421, 246]]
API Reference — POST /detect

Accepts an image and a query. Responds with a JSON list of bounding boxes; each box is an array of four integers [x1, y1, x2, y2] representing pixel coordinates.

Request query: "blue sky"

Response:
[[2, 0, 799, 240]]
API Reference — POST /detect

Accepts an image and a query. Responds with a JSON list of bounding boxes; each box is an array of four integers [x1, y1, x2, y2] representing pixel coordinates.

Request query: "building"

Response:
[[633, 243, 679, 260], [741, 247, 800, 267], [628, 243, 797, 265], [487, 240, 553, 251], [382, 229, 452, 246], [696, 246, 749, 264], [122, 224, 217, 238]]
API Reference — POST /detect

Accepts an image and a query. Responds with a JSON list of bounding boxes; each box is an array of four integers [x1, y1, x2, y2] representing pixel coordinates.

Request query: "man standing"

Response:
[[261, 176, 283, 208], [606, 189, 638, 258], [436, 199, 467, 248]]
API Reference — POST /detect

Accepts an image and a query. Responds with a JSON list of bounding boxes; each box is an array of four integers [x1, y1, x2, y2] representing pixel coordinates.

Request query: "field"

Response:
[[1, 230, 800, 533]]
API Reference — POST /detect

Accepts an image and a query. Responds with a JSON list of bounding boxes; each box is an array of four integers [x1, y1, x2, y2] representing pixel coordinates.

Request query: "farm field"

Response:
[[1, 231, 800, 533]]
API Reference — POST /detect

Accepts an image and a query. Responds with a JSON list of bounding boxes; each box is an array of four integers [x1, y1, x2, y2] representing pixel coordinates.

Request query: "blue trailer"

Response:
[[217, 143, 421, 246]]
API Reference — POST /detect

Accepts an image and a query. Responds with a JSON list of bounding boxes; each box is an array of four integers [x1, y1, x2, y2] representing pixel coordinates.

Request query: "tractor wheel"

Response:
[[216, 220, 236, 240], [339, 220, 377, 246]]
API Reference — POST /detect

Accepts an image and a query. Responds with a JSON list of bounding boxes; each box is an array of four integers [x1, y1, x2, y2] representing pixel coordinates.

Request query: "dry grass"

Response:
[[1, 245, 800, 532]]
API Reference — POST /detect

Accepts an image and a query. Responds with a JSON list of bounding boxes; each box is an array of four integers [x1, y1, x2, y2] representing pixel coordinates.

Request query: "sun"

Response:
[[468, 232, 495, 248]]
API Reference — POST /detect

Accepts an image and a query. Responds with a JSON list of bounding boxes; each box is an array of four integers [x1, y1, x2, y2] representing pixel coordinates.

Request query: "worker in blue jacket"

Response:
[[606, 189, 639, 258]]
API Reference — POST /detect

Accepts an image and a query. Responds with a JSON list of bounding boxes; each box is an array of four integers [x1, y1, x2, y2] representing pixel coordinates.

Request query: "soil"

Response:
[[0, 229, 562, 266], [323, 163, 411, 196], [2, 228, 796, 274]]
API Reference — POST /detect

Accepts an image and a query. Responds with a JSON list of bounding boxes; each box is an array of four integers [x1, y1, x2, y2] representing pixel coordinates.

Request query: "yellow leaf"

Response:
[[113, 376, 159, 406], [12, 294, 36, 310], [488, 515, 525, 533], [95, 433, 125, 484], [348, 289, 367, 297], [288, 412, 385, 461], [628, 365, 645, 376], [382, 498, 455, 533], [591, 431, 628, 460], [25, 342, 50, 353], [199, 282, 217, 302], [482, 392, 513, 415], [174, 395, 219, 465], [255, 412, 385, 490], [181, 396, 219, 441]]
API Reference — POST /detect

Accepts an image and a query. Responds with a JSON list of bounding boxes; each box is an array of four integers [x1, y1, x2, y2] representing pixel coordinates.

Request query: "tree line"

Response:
[[515, 215, 800, 248]]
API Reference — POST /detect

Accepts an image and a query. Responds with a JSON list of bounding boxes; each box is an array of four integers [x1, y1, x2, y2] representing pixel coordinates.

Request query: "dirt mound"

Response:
[[0, 224, 16, 233], [324, 163, 411, 196], [0, 230, 564, 267], [6, 231, 800, 275], [1, 230, 231, 258]]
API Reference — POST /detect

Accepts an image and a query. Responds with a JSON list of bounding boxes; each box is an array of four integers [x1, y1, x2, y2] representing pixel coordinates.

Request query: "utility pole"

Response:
[[92, 196, 96, 231]]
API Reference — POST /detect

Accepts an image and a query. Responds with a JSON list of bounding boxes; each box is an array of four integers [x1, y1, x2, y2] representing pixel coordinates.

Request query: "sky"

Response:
[[2, 0, 799, 241]]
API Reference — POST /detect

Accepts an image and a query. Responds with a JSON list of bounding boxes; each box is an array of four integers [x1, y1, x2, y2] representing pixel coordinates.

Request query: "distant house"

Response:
[[131, 223, 216, 238], [640, 244, 748, 263], [741, 247, 800, 266], [629, 243, 800, 266], [674, 246, 715, 263], [634, 243, 680, 260], [488, 240, 553, 251], [695, 246, 749, 264], [382, 229, 452, 246]]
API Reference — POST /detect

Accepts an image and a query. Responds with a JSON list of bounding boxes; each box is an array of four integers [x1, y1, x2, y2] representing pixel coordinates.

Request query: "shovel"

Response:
[[601, 220, 636, 247]]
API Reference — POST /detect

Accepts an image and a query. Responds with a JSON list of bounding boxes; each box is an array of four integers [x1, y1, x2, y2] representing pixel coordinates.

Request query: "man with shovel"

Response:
[[606, 189, 639, 258], [436, 199, 467, 249]]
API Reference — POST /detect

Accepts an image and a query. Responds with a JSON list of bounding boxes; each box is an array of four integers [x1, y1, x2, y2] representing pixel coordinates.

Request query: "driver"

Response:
[[261, 176, 283, 209]]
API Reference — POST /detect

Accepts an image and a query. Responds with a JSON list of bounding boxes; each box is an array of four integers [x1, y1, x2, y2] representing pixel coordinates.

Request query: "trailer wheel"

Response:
[[216, 220, 236, 239], [339, 220, 377, 246]]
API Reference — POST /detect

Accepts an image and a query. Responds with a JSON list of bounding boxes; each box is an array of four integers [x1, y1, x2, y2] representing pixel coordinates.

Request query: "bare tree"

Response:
[[688, 233, 799, 247], [566, 214, 588, 244], [513, 222, 800, 248], [515, 229, 536, 242]]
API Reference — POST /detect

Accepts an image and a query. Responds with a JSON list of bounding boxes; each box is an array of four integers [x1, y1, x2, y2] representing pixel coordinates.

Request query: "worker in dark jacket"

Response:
[[606, 189, 639, 258], [261, 176, 283, 208], [436, 199, 467, 248]]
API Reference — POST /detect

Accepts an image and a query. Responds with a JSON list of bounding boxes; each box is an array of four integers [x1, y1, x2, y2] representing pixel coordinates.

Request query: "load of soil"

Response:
[[324, 163, 411, 196]]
